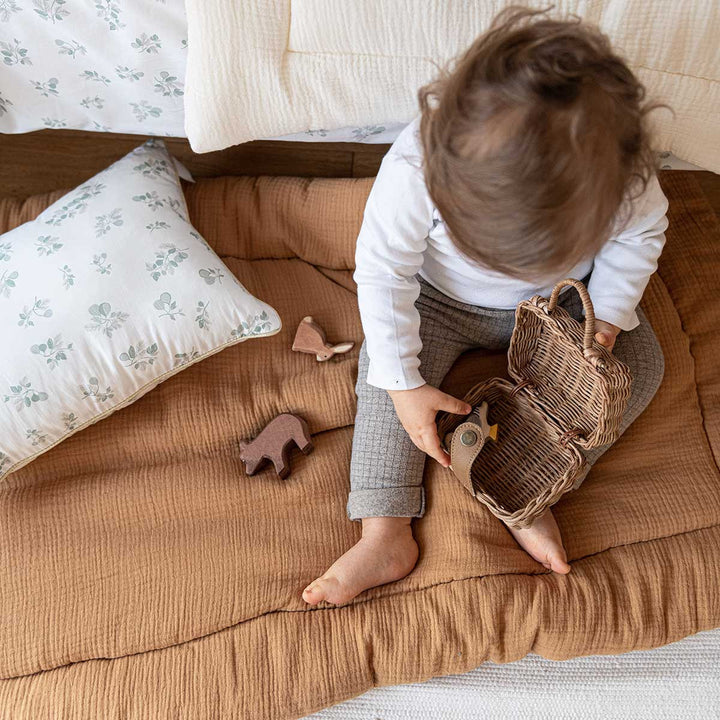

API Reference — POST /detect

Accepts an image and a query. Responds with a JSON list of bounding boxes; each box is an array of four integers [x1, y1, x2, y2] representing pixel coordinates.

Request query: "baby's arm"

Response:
[[588, 174, 669, 349], [354, 134, 470, 466], [354, 146, 430, 391]]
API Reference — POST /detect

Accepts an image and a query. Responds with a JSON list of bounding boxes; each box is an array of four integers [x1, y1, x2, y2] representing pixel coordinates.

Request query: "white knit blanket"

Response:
[[183, 1, 720, 172]]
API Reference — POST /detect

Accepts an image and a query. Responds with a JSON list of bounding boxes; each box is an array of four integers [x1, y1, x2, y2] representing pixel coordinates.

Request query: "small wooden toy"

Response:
[[292, 316, 354, 362], [238, 413, 313, 479], [444, 402, 498, 491]]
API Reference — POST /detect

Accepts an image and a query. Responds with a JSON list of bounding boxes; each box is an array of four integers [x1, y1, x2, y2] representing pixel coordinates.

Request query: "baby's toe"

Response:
[[302, 580, 326, 605], [302, 576, 344, 605], [547, 549, 571, 575]]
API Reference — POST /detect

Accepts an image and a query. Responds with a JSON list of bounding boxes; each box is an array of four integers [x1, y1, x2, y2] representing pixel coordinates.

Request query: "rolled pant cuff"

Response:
[[346, 486, 426, 521]]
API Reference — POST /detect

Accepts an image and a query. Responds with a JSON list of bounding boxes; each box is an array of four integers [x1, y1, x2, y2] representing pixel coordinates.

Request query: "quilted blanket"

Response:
[[0, 172, 718, 719], [184, 1, 720, 172]]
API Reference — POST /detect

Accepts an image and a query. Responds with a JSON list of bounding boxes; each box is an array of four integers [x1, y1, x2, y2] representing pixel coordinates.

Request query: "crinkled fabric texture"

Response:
[[0, 172, 717, 719], [0, 141, 280, 482]]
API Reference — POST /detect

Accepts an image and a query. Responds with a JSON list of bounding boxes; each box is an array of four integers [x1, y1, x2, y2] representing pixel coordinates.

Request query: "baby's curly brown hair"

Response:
[[419, 6, 661, 281]]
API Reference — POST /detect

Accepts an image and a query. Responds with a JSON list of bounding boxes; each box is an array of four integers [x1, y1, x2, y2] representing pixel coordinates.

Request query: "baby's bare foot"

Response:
[[302, 517, 419, 606], [506, 509, 571, 574]]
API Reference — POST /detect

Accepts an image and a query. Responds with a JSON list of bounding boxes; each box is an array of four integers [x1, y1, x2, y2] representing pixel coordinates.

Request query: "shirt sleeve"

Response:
[[353, 144, 435, 391], [587, 174, 669, 331]]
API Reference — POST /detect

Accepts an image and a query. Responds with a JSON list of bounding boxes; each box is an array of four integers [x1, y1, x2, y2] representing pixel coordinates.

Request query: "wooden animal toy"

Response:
[[444, 402, 498, 481], [238, 413, 313, 479], [292, 316, 354, 362]]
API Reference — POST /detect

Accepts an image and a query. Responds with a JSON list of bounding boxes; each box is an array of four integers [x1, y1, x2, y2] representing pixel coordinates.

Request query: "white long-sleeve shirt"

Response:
[[354, 117, 669, 391]]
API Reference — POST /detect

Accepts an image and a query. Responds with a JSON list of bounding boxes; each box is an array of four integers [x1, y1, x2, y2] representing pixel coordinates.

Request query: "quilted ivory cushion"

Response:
[[184, 0, 720, 172], [0, 172, 717, 719], [0, 141, 280, 482]]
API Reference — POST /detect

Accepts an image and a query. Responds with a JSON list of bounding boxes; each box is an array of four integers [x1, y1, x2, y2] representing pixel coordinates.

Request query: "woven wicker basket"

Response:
[[437, 278, 632, 529]]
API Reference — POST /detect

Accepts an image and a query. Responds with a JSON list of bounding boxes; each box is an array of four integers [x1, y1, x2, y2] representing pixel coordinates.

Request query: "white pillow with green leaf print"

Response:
[[0, 139, 281, 481]]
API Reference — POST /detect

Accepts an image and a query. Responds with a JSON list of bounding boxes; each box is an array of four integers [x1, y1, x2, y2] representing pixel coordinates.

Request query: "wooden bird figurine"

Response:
[[443, 401, 498, 456], [292, 316, 354, 362], [238, 413, 313, 479], [471, 402, 499, 442], [443, 402, 499, 494]]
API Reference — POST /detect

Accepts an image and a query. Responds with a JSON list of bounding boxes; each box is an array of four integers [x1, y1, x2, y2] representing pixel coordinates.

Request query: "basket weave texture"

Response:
[[438, 279, 633, 528]]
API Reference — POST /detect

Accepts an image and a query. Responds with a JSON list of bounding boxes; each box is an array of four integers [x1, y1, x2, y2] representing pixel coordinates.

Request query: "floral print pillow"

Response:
[[0, 139, 281, 481], [0, 0, 187, 135]]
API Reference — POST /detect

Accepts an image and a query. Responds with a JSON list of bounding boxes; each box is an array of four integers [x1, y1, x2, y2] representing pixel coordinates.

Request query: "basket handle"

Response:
[[547, 278, 604, 366]]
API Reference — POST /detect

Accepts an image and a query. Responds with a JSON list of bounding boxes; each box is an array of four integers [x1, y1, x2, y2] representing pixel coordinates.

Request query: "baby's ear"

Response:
[[331, 342, 354, 355]]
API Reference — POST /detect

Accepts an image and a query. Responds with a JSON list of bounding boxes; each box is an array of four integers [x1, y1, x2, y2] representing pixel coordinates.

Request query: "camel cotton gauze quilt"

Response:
[[0, 171, 718, 720]]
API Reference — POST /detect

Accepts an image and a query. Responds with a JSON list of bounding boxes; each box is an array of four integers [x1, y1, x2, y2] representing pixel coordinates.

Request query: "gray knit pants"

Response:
[[347, 276, 665, 521]]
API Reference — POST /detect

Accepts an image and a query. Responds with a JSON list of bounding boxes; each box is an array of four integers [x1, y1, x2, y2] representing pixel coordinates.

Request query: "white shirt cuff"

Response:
[[588, 300, 640, 332], [366, 363, 425, 391]]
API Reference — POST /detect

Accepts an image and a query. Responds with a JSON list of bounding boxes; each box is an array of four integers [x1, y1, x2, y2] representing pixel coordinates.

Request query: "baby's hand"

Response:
[[594, 319, 621, 352], [388, 384, 472, 467]]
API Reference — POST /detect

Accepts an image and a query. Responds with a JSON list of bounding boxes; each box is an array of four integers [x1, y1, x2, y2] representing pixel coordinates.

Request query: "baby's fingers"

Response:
[[435, 391, 472, 416], [422, 428, 451, 468], [595, 331, 616, 352]]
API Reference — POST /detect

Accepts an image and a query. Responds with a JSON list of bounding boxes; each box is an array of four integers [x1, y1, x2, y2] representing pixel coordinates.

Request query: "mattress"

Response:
[[0, 171, 717, 719]]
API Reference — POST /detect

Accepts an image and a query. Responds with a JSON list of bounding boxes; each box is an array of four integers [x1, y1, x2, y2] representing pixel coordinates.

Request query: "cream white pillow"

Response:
[[0, 140, 281, 481]]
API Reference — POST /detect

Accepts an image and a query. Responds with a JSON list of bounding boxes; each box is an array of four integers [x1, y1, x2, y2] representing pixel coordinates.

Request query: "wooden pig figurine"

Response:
[[238, 413, 313, 479], [292, 316, 354, 362]]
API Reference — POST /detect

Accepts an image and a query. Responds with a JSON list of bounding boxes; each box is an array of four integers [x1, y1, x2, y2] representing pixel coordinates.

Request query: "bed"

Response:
[[1, 3, 719, 718]]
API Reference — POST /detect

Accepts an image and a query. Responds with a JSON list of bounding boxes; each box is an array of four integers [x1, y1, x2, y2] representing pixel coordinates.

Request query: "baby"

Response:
[[303, 8, 668, 605]]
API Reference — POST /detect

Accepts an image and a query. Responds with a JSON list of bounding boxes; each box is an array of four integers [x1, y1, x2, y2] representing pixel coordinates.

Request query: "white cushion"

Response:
[[0, 140, 281, 481], [184, 0, 720, 172]]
